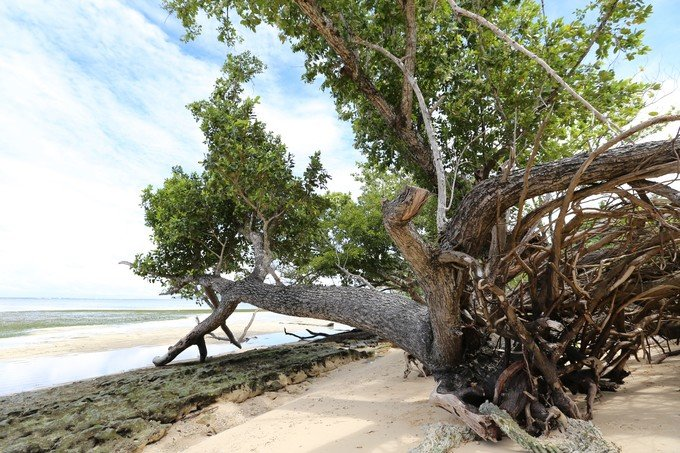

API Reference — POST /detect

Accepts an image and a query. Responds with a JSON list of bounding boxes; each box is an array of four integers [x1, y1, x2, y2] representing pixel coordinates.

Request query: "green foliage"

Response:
[[149, 0, 660, 293], [164, 0, 657, 193], [134, 167, 244, 282], [134, 53, 328, 293], [295, 164, 433, 297]]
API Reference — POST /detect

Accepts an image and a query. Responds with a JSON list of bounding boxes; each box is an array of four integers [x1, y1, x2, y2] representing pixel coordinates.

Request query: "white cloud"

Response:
[[0, 0, 361, 298]]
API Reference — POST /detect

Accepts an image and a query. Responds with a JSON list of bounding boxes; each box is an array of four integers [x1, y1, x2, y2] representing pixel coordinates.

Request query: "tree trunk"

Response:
[[151, 139, 680, 441], [382, 186, 464, 369], [157, 275, 436, 367]]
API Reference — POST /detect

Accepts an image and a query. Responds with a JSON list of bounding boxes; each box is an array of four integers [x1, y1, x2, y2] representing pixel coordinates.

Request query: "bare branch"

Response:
[[551, 115, 680, 286], [335, 251, 376, 289], [238, 310, 260, 343]]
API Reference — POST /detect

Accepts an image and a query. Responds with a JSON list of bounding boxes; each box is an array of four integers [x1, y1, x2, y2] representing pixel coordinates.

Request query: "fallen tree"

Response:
[[138, 137, 680, 439], [132, 0, 679, 443]]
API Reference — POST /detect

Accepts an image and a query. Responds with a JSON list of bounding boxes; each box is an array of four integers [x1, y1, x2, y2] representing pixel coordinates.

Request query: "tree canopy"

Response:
[[132, 0, 680, 446], [134, 52, 329, 295], [165, 0, 656, 187]]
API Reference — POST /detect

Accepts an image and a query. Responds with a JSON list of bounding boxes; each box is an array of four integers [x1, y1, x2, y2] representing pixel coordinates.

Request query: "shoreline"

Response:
[[0, 309, 213, 339], [2, 314, 679, 452], [1, 334, 678, 452], [0, 311, 342, 360], [0, 339, 378, 453], [0, 312, 352, 397]]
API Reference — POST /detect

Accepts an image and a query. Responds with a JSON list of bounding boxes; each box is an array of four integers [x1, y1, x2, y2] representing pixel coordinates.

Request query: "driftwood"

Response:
[[283, 328, 331, 341], [430, 387, 502, 441]]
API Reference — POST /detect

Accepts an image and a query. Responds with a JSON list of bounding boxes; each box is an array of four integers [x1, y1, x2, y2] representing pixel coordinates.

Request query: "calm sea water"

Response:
[[0, 297, 219, 312], [0, 298, 348, 396]]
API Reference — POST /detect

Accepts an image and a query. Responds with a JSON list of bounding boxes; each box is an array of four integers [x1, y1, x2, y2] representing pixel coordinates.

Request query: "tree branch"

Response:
[[353, 37, 448, 232], [443, 139, 680, 255], [382, 186, 433, 274], [293, 0, 436, 183], [447, 0, 619, 133], [400, 0, 417, 128]]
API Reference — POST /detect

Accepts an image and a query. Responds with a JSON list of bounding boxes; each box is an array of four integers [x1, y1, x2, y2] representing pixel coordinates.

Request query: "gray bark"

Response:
[[443, 140, 680, 255], [382, 186, 464, 367], [222, 278, 434, 364], [154, 276, 435, 368]]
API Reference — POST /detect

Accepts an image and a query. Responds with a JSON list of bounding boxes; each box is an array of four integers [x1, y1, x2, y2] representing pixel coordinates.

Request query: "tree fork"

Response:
[[383, 186, 464, 367]]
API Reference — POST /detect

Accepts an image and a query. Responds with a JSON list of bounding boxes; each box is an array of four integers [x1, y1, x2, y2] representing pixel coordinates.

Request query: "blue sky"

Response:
[[0, 1, 678, 298]]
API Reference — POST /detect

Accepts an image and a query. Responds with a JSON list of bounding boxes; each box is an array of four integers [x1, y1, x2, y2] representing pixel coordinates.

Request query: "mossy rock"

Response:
[[0, 342, 374, 453]]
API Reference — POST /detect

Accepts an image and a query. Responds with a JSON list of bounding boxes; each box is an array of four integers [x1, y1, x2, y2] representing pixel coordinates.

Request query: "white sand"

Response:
[[146, 349, 680, 453], [4, 318, 678, 452]]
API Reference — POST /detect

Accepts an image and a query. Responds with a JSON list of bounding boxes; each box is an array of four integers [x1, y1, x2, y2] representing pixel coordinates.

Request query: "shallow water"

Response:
[[0, 298, 346, 396], [0, 326, 346, 396], [0, 298, 257, 338]]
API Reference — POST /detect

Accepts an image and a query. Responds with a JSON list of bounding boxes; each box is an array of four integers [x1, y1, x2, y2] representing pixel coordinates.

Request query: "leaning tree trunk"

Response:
[[152, 139, 680, 441], [153, 276, 436, 367]]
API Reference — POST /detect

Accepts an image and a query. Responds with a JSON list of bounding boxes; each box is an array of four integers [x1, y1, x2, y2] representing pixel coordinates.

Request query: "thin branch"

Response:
[[447, 0, 620, 133], [292, 0, 436, 182], [335, 250, 376, 289], [353, 36, 449, 232], [284, 327, 331, 341], [551, 115, 680, 287], [238, 310, 260, 343], [399, 0, 417, 128], [512, 106, 554, 246]]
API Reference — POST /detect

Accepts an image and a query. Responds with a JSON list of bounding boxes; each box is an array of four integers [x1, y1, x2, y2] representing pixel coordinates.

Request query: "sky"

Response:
[[0, 1, 678, 299]]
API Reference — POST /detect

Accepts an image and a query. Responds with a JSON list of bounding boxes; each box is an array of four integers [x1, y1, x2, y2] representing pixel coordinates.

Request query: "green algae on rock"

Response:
[[0, 341, 375, 453]]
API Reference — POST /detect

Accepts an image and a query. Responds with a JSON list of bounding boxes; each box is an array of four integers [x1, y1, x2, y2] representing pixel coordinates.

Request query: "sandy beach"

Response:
[[146, 348, 680, 453], [3, 317, 679, 452]]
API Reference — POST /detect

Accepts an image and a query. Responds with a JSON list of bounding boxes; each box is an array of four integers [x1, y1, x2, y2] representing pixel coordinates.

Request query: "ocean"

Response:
[[0, 298, 347, 396], [0, 296, 214, 312], [0, 297, 257, 338]]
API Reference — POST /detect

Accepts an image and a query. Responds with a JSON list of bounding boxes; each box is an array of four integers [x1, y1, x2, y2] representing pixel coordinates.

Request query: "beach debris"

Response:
[[403, 352, 429, 378], [284, 327, 332, 341], [409, 422, 477, 453], [479, 402, 621, 453]]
